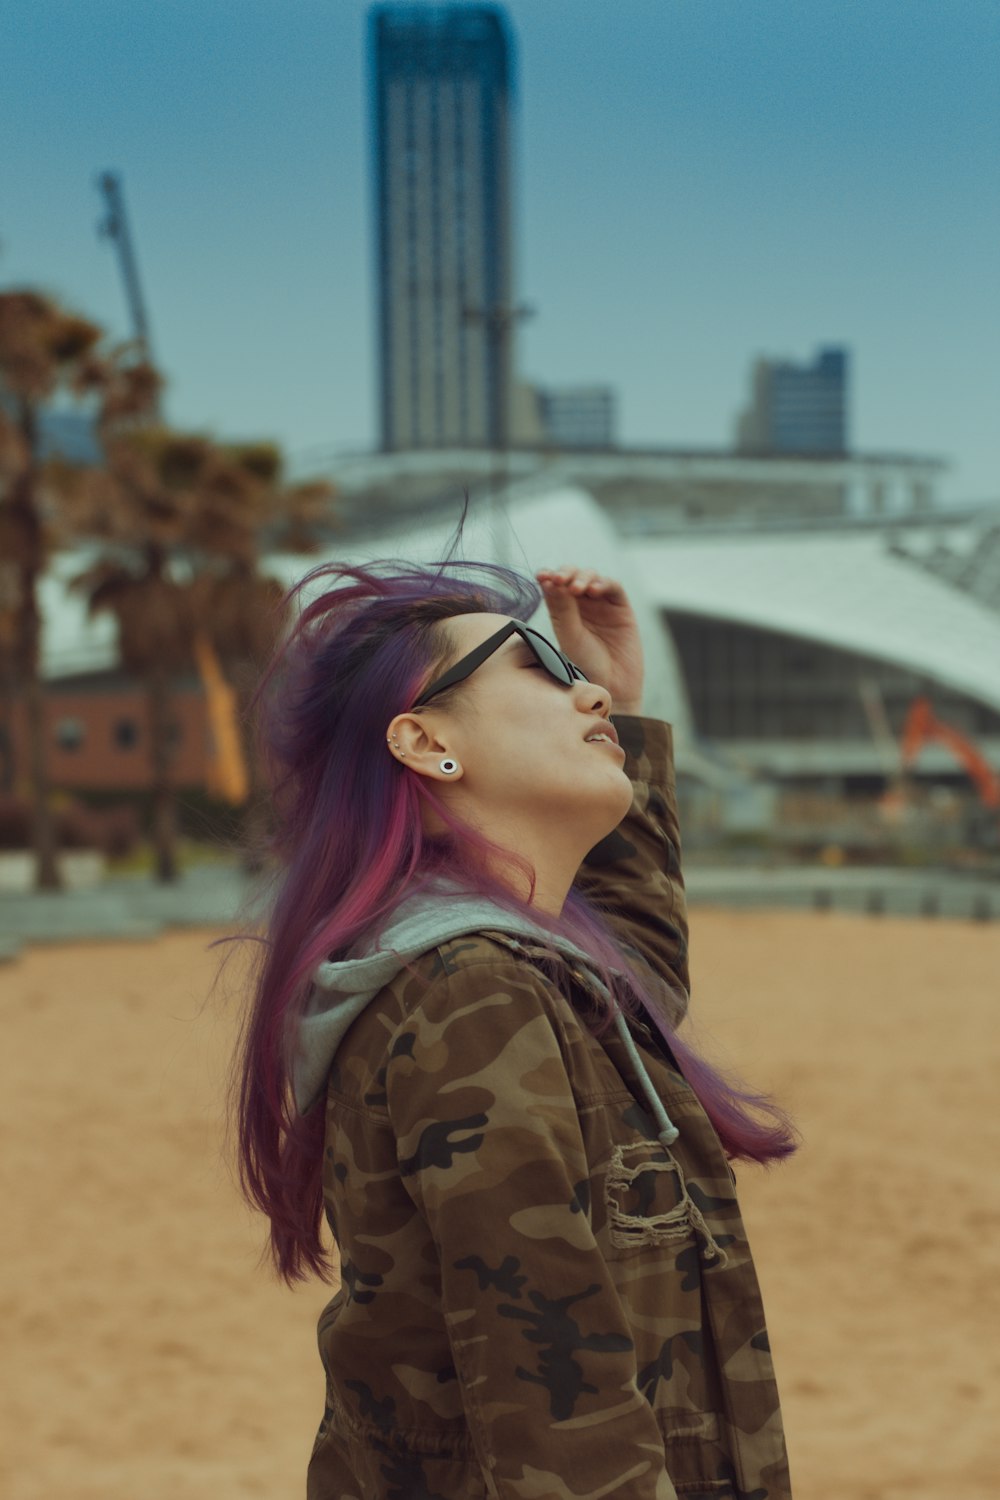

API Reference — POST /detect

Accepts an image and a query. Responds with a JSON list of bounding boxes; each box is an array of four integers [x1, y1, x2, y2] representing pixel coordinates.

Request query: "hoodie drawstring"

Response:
[[612, 1008, 679, 1147]]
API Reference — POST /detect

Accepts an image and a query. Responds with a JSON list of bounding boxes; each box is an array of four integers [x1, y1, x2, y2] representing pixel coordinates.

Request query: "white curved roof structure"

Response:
[[623, 529, 1000, 715]]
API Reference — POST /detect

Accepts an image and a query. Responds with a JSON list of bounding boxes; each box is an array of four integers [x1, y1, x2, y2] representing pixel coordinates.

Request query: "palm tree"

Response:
[[0, 291, 103, 888], [67, 362, 196, 883], [62, 332, 335, 880], [69, 408, 332, 880]]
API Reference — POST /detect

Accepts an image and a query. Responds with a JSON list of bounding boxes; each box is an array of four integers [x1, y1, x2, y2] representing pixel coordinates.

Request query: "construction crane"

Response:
[[862, 679, 999, 807], [897, 697, 1000, 809], [96, 171, 157, 371], [876, 692, 1000, 849]]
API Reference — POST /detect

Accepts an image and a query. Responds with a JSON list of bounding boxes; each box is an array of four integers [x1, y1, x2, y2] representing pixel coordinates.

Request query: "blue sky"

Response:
[[2, 0, 998, 501]]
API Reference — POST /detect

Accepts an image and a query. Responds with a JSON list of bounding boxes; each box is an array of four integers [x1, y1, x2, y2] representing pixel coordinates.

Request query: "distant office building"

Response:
[[536, 385, 617, 449], [737, 346, 849, 454], [371, 3, 516, 451], [510, 383, 617, 448]]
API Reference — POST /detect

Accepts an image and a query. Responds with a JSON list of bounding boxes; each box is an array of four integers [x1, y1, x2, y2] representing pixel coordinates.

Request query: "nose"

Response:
[[572, 678, 613, 716]]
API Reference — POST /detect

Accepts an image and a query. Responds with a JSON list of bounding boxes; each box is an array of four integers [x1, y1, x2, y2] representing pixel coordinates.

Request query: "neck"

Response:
[[422, 796, 609, 917], [478, 817, 592, 916]]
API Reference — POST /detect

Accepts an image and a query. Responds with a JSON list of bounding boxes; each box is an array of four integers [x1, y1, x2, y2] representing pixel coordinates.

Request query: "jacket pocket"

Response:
[[658, 1411, 736, 1496]]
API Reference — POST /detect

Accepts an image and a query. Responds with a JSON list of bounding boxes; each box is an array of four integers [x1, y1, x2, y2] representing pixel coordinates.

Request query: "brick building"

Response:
[[1, 672, 212, 796]]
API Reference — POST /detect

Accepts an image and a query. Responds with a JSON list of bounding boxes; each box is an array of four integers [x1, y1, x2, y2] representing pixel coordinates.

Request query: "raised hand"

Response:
[[536, 566, 644, 715]]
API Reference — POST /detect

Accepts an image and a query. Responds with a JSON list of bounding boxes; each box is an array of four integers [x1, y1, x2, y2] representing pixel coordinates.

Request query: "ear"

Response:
[[385, 712, 464, 782]]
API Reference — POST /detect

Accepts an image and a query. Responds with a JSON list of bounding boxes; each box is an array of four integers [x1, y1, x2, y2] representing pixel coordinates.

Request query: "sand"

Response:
[[2, 909, 998, 1500]]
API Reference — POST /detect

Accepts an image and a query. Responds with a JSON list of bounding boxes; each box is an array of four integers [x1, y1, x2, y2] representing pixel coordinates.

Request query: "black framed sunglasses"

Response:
[[412, 621, 589, 709]]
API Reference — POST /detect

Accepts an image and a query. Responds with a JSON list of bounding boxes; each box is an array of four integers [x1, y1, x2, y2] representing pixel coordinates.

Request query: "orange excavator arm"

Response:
[[192, 631, 250, 806], [900, 696, 1000, 810]]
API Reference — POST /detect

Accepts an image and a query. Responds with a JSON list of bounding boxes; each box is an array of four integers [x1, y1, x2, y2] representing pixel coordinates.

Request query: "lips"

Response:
[[584, 721, 620, 747]]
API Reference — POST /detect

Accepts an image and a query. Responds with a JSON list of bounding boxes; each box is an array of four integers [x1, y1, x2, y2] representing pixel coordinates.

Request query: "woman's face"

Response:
[[417, 612, 634, 851]]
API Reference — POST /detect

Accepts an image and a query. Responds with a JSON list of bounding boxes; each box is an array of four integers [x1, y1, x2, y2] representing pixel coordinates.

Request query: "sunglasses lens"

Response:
[[525, 629, 580, 685]]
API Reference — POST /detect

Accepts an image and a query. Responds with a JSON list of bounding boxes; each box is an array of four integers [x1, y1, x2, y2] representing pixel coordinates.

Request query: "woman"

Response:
[[234, 552, 795, 1500]]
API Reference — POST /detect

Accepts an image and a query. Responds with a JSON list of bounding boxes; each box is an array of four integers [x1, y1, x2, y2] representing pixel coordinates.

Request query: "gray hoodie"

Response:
[[292, 876, 681, 1146]]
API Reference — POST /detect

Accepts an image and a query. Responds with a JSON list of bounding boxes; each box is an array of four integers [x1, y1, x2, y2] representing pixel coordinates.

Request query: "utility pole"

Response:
[[463, 300, 534, 560], [96, 171, 159, 390]]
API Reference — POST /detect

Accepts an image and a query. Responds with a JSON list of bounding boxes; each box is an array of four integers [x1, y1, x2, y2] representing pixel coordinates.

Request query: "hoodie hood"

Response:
[[291, 875, 680, 1147]]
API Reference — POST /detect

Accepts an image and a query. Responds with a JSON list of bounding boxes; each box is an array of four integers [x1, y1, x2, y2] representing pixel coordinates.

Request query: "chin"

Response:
[[594, 774, 634, 837], [613, 767, 635, 816]]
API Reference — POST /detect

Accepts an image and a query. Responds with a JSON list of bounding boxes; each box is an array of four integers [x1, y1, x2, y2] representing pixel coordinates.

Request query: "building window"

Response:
[[55, 717, 85, 751], [114, 718, 139, 750]]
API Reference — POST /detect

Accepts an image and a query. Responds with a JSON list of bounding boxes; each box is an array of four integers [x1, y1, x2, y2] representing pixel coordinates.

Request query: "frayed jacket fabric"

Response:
[[303, 717, 792, 1500]]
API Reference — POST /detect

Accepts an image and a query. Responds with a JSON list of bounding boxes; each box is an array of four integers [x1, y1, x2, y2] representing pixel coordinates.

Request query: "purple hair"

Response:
[[231, 552, 795, 1284]]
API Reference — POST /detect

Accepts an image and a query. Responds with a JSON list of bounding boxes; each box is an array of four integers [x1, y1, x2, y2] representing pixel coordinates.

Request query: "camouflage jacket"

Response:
[[306, 717, 792, 1500]]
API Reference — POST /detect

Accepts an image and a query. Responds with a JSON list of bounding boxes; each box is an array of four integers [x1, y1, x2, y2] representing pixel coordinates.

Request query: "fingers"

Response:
[[536, 566, 625, 602]]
